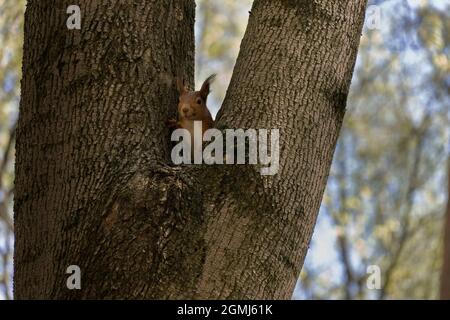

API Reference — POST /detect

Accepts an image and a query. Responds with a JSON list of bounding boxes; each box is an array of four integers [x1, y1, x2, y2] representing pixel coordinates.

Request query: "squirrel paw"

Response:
[[166, 118, 178, 129]]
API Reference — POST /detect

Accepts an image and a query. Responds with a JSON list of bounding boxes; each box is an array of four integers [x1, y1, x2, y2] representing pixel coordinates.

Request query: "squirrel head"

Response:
[[176, 74, 216, 121]]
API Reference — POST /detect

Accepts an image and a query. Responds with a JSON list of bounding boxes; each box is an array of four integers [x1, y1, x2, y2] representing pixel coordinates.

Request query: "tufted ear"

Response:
[[199, 74, 216, 100], [176, 77, 187, 95]]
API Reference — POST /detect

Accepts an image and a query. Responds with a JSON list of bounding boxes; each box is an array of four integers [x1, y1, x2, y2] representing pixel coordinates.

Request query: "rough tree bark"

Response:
[[440, 156, 450, 300], [14, 0, 367, 299]]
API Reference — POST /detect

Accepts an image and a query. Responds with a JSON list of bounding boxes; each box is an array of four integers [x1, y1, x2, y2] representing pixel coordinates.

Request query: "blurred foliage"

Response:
[[297, 0, 450, 300], [0, 0, 25, 300], [195, 0, 252, 114], [1, 0, 448, 300]]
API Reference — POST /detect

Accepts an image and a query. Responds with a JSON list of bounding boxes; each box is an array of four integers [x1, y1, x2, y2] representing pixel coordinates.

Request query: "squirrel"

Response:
[[167, 74, 216, 143]]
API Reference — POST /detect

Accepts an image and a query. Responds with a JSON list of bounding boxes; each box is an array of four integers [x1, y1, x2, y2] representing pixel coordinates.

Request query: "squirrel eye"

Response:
[[196, 98, 202, 104]]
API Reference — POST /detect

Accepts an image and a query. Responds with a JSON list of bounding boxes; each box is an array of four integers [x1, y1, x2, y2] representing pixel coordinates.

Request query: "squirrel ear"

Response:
[[176, 77, 187, 95], [199, 74, 216, 100]]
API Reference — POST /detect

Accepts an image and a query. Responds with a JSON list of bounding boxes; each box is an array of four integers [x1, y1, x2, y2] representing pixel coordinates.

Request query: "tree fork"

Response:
[[14, 0, 367, 299]]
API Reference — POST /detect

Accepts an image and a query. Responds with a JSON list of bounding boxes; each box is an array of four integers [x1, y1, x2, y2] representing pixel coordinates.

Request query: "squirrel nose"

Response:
[[182, 107, 189, 114]]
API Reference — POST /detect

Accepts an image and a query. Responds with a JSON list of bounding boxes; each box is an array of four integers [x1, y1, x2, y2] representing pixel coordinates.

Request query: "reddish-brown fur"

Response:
[[167, 74, 215, 140]]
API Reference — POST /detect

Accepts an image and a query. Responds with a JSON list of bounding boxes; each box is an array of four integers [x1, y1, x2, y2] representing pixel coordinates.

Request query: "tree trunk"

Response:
[[14, 0, 367, 299], [440, 156, 450, 299]]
